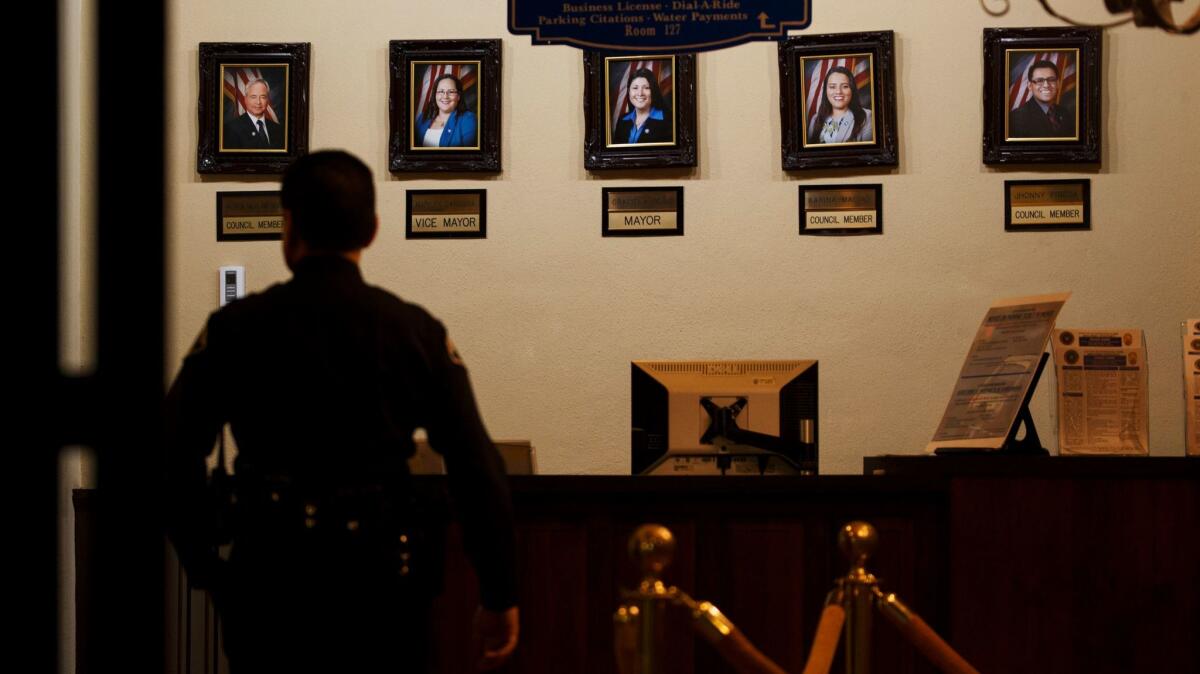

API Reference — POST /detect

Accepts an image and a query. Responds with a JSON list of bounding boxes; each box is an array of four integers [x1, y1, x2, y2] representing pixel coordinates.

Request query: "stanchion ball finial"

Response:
[[838, 521, 878, 568], [629, 524, 675, 578]]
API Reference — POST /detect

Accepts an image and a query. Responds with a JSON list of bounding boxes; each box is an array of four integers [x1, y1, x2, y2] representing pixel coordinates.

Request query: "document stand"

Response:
[[935, 352, 1049, 456]]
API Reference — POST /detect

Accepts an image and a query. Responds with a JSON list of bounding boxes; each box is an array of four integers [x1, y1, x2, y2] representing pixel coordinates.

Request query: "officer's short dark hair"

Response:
[[281, 150, 375, 251], [1026, 60, 1060, 82]]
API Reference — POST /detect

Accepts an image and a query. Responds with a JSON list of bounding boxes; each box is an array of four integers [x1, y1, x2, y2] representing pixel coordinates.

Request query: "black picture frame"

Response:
[[1004, 179, 1091, 231], [798, 184, 883, 235], [389, 39, 501, 173], [215, 190, 283, 241], [601, 186, 684, 237], [983, 27, 1102, 165], [778, 31, 898, 171], [584, 52, 697, 170], [198, 42, 310, 174], [405, 189, 488, 239]]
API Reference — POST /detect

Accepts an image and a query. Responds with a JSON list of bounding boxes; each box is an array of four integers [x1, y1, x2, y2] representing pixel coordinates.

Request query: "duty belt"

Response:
[[238, 478, 421, 571]]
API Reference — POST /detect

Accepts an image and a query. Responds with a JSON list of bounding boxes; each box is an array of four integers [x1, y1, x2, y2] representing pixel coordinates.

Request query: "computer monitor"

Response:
[[631, 360, 818, 475]]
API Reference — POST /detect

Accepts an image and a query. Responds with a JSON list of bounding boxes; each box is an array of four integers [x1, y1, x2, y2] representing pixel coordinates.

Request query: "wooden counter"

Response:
[[76, 457, 1200, 673]]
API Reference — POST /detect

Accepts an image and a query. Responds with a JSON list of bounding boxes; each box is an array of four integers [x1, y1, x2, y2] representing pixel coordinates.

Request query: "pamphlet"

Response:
[[926, 292, 1070, 453], [1187, 319, 1200, 456], [1051, 329, 1148, 455]]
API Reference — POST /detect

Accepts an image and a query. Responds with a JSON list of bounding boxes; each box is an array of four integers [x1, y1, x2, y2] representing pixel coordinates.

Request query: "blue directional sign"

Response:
[[508, 1, 812, 53]]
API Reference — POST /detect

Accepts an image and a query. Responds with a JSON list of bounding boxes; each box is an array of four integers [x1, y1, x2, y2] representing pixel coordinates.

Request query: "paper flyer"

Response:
[[1051, 329, 1148, 455], [926, 292, 1070, 453]]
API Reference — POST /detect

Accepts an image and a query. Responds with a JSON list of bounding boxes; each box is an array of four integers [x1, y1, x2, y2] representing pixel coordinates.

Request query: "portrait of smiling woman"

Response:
[[390, 41, 500, 172], [779, 32, 898, 170], [606, 58, 675, 148], [612, 68, 671, 145], [412, 67, 479, 150], [584, 52, 695, 169], [804, 60, 874, 146]]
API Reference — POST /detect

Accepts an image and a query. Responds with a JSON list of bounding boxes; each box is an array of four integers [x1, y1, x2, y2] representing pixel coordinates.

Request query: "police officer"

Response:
[[165, 150, 518, 672]]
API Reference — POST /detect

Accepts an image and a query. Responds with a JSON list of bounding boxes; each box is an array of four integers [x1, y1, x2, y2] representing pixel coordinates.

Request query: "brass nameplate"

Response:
[[603, 187, 684, 236], [1005, 179, 1090, 230], [406, 189, 486, 238], [216, 191, 284, 241], [799, 185, 882, 234]]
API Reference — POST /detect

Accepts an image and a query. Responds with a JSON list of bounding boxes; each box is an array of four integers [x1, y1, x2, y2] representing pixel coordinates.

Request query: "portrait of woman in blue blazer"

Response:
[[611, 68, 673, 146], [414, 73, 478, 149]]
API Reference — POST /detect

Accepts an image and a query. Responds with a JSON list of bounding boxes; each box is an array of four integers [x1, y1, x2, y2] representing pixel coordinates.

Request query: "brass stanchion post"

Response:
[[614, 524, 789, 674], [614, 604, 641, 674], [614, 524, 677, 674], [613, 520, 981, 674], [838, 522, 879, 674]]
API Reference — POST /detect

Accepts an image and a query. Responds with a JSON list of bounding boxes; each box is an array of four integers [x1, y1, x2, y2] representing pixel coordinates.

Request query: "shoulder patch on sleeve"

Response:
[[446, 334, 465, 367]]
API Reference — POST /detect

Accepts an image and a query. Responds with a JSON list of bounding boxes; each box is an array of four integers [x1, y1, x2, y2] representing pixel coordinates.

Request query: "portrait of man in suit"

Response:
[[220, 65, 288, 152], [1006, 50, 1079, 141]]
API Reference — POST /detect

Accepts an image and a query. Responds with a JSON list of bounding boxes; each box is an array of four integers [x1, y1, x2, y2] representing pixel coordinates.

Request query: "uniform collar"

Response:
[[293, 254, 363, 281]]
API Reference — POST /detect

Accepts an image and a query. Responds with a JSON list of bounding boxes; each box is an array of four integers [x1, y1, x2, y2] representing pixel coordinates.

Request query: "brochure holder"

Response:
[[935, 353, 1049, 456]]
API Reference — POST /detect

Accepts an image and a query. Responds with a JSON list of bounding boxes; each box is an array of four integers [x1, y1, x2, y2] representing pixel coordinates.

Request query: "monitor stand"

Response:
[[699, 397, 801, 454], [699, 397, 815, 473]]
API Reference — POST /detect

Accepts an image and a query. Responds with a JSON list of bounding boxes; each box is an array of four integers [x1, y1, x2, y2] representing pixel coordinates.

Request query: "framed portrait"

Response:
[[778, 31, 898, 171], [983, 27, 1101, 165], [583, 52, 697, 170], [198, 42, 310, 174], [389, 39, 501, 173]]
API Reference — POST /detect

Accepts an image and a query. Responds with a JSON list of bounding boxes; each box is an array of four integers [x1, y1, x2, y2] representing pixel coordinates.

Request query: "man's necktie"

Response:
[[1045, 106, 1060, 131]]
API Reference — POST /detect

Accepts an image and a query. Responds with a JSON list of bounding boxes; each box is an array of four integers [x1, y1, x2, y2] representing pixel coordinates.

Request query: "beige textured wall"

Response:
[[166, 1, 1199, 474]]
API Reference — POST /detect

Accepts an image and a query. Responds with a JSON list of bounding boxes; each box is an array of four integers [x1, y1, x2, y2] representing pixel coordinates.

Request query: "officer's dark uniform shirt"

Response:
[[165, 255, 517, 613]]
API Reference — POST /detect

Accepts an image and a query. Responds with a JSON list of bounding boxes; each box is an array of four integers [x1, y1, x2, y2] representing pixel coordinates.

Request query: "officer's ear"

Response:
[[363, 214, 379, 249]]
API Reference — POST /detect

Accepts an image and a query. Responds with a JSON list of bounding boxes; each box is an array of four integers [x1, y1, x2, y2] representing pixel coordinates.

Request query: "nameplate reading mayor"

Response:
[[1005, 180, 1090, 229], [217, 191, 284, 241], [406, 190, 486, 239], [799, 185, 882, 234], [603, 187, 683, 236]]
